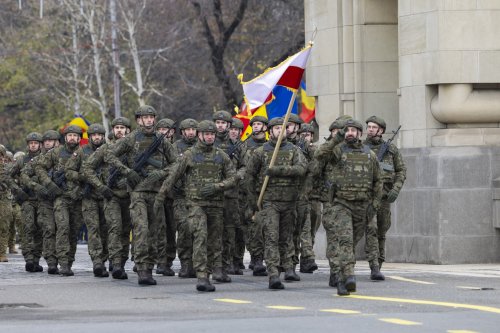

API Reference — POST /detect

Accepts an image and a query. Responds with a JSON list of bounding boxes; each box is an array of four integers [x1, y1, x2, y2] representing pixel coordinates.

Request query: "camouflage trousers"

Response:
[[234, 194, 247, 264], [82, 198, 108, 264], [9, 203, 23, 249], [104, 195, 131, 267], [53, 196, 83, 265], [322, 201, 339, 275], [174, 197, 192, 265], [222, 197, 239, 270], [39, 200, 57, 265], [327, 199, 379, 281], [186, 201, 223, 278], [20, 200, 43, 262], [290, 200, 315, 265], [246, 204, 265, 261], [375, 200, 391, 264], [310, 199, 324, 247], [129, 191, 158, 271], [157, 198, 176, 266], [0, 195, 12, 256], [262, 200, 295, 277]]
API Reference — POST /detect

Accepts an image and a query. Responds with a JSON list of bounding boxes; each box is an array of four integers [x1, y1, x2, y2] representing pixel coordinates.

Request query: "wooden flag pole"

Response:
[[257, 89, 299, 211]]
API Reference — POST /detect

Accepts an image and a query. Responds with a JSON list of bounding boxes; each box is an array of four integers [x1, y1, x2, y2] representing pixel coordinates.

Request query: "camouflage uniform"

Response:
[[106, 106, 176, 285], [157, 120, 236, 291], [246, 118, 307, 289], [66, 123, 109, 277], [364, 116, 406, 267], [172, 122, 197, 277], [35, 126, 84, 275], [314, 120, 382, 294], [0, 147, 14, 261], [82, 133, 131, 280]]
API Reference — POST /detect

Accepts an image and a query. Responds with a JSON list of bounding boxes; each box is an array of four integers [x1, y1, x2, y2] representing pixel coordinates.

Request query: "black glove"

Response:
[[386, 189, 399, 203], [46, 182, 63, 198], [126, 170, 141, 188], [99, 185, 114, 199]]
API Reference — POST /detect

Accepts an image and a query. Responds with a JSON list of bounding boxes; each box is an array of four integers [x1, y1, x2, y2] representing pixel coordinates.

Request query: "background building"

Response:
[[306, 0, 500, 263]]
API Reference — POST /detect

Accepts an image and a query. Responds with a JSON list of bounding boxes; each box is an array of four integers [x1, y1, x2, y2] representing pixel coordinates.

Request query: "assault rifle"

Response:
[[376, 125, 401, 172], [52, 169, 68, 191], [131, 132, 166, 176], [107, 155, 128, 188], [227, 140, 244, 161]]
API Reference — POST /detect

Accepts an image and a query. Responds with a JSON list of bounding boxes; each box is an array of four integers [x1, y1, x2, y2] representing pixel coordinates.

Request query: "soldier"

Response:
[[314, 119, 382, 295], [241, 116, 268, 275], [10, 133, 44, 272], [0, 145, 14, 262], [35, 125, 85, 276], [246, 117, 307, 289], [172, 118, 198, 278], [105, 105, 176, 285], [66, 123, 110, 278], [82, 117, 132, 280], [9, 152, 25, 254], [364, 116, 406, 271], [156, 120, 236, 292], [286, 113, 303, 145], [154, 117, 177, 276]]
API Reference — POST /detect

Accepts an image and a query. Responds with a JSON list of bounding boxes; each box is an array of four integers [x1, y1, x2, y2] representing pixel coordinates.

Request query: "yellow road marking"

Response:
[[387, 275, 435, 285], [346, 294, 500, 314], [379, 318, 422, 325], [266, 305, 305, 310], [320, 309, 360, 314], [213, 298, 252, 304], [447, 330, 479, 333]]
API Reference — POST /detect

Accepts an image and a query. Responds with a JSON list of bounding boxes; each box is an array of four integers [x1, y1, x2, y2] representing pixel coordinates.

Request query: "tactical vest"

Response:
[[335, 143, 374, 200], [259, 142, 300, 201], [56, 146, 74, 171], [174, 138, 194, 156], [132, 131, 165, 173], [366, 141, 395, 184], [184, 148, 225, 201]]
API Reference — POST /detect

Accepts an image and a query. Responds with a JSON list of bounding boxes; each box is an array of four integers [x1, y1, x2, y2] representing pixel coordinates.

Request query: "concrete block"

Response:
[[304, 0, 338, 31], [363, 0, 397, 24], [342, 62, 354, 93], [440, 235, 500, 263], [307, 65, 339, 95], [358, 92, 399, 127], [443, 0, 477, 10], [341, 0, 353, 26], [401, 154, 417, 188], [399, 55, 412, 88], [362, 25, 398, 62], [342, 25, 354, 63], [399, 14, 427, 55], [411, 0, 439, 13], [394, 190, 414, 234], [360, 61, 399, 93], [440, 156, 491, 188], [399, 0, 411, 17], [478, 0, 500, 9], [413, 190, 440, 236], [426, 11, 439, 52], [416, 154, 439, 188], [310, 28, 339, 67], [479, 51, 500, 82]]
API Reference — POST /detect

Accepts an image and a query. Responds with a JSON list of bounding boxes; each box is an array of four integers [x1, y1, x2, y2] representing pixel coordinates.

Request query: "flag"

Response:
[[239, 45, 312, 112], [60, 115, 91, 146], [299, 81, 315, 123], [234, 102, 268, 141]]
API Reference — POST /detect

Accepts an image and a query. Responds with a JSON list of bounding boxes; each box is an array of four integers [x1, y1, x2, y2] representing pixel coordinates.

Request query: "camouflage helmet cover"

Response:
[[156, 118, 175, 129], [179, 118, 198, 130], [87, 123, 106, 135], [231, 118, 244, 129], [344, 119, 364, 132], [249, 116, 268, 126], [197, 120, 217, 133], [26, 132, 43, 143], [137, 105, 157, 116], [43, 130, 61, 141], [111, 117, 131, 128], [365, 115, 387, 133], [63, 125, 83, 135], [212, 110, 233, 123]]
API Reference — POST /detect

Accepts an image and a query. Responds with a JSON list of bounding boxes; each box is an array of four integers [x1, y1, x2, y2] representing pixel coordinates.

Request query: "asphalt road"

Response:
[[1, 245, 500, 332]]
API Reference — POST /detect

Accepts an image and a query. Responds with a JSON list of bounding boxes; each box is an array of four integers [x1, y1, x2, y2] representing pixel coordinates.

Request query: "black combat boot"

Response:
[[213, 267, 231, 283], [226, 264, 236, 275], [284, 266, 301, 281], [253, 258, 268, 276], [47, 264, 59, 275], [231, 261, 243, 275], [300, 258, 318, 273], [345, 275, 356, 292], [25, 260, 34, 272], [178, 261, 189, 278], [196, 278, 216, 292], [156, 263, 167, 275], [268, 275, 284, 290], [329, 273, 338, 287], [370, 263, 385, 281], [237, 258, 245, 270], [101, 263, 109, 277], [249, 256, 255, 270], [137, 270, 156, 285], [93, 262, 105, 277], [163, 262, 175, 276], [60, 264, 74, 276], [33, 260, 43, 272], [112, 265, 127, 280], [337, 281, 350, 296]]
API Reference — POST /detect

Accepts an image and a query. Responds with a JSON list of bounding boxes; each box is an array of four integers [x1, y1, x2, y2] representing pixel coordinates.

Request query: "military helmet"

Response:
[[197, 120, 217, 133], [137, 105, 157, 117], [6, 151, 13, 160], [299, 123, 315, 134], [344, 119, 364, 132], [268, 117, 284, 128], [63, 125, 83, 135], [26, 132, 43, 143], [179, 118, 198, 130], [249, 116, 268, 126], [329, 115, 352, 131], [87, 123, 106, 135], [111, 117, 131, 128], [366, 115, 386, 133], [14, 151, 25, 160], [43, 130, 61, 141], [156, 118, 175, 129], [288, 113, 303, 125], [231, 118, 244, 130], [212, 110, 233, 123]]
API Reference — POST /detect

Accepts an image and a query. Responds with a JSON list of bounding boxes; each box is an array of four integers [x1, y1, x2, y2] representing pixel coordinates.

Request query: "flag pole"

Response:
[[257, 89, 298, 211]]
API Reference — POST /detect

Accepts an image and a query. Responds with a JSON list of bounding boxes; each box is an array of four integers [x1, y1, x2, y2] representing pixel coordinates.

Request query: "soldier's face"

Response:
[[271, 125, 282, 139], [229, 127, 241, 140], [301, 132, 313, 142], [367, 122, 382, 138], [215, 120, 229, 133], [28, 140, 41, 153], [90, 133, 104, 146], [345, 127, 361, 142], [198, 131, 216, 145], [141, 115, 155, 129], [286, 123, 298, 137], [330, 129, 338, 137], [65, 133, 81, 146], [252, 122, 266, 135], [182, 128, 197, 139], [43, 139, 58, 150], [113, 125, 129, 139], [157, 127, 169, 135]]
